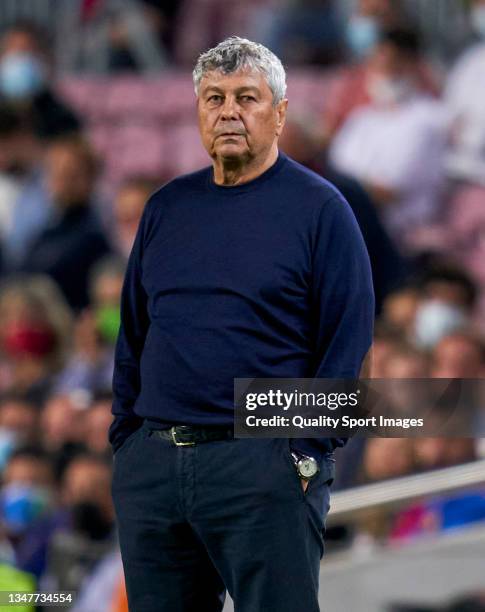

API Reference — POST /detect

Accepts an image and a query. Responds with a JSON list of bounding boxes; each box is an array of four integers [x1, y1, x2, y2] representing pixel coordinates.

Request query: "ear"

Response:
[[275, 99, 288, 137]]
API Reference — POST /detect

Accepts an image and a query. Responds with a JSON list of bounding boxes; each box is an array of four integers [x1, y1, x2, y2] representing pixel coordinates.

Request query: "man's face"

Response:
[[369, 42, 411, 79], [0, 30, 40, 59], [46, 146, 94, 207], [197, 69, 287, 164], [114, 186, 147, 255]]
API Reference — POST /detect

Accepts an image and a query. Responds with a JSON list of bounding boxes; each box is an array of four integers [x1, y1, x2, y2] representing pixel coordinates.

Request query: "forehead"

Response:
[[199, 69, 272, 96], [2, 31, 39, 55]]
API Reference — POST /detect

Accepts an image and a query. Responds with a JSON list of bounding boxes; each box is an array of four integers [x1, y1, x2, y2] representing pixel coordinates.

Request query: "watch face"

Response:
[[299, 457, 318, 478]]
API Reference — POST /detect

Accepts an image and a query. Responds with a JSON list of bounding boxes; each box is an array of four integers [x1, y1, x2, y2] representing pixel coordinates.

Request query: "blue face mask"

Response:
[[346, 15, 379, 58], [0, 53, 45, 99], [1, 483, 51, 534], [471, 5, 485, 38]]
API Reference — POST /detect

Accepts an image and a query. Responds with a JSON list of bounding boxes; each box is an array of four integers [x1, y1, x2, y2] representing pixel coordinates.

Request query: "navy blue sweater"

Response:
[[109, 152, 375, 463]]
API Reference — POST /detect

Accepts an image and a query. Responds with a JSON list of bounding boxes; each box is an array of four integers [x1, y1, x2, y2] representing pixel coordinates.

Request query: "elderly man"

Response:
[[110, 37, 374, 612]]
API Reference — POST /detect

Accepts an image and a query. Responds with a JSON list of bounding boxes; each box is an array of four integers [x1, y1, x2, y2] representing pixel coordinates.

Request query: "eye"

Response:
[[207, 94, 222, 103], [240, 95, 256, 102]]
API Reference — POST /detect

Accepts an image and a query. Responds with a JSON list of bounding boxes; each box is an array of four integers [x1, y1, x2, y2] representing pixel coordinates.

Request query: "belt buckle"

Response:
[[170, 426, 195, 446]]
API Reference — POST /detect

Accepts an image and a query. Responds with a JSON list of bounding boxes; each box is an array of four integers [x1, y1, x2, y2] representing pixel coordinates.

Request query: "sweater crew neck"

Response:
[[208, 151, 287, 194]]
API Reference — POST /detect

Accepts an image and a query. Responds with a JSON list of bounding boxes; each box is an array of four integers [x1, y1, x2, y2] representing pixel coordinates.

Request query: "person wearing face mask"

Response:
[[0, 276, 73, 406], [1, 448, 54, 532], [0, 447, 56, 581], [324, 6, 439, 147], [44, 455, 116, 593], [445, 0, 485, 184], [0, 20, 81, 139], [413, 265, 478, 349], [345, 0, 406, 60], [329, 28, 449, 254]]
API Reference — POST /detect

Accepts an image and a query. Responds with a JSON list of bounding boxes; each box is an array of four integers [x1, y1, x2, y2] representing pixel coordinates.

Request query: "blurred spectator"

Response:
[[370, 322, 406, 377], [45, 454, 115, 592], [362, 437, 415, 483], [139, 0, 183, 62], [16, 451, 114, 583], [413, 265, 477, 349], [439, 186, 485, 296], [0, 104, 50, 268], [380, 342, 429, 379], [89, 256, 124, 350], [111, 176, 158, 259], [0, 396, 39, 452], [254, 0, 344, 66], [381, 285, 421, 339], [329, 28, 448, 252], [432, 332, 485, 378], [1, 447, 55, 546], [2, 447, 54, 488], [405, 185, 485, 331], [55, 256, 125, 395], [60, 454, 114, 540], [278, 115, 406, 313], [175, 0, 264, 66], [324, 21, 440, 144], [39, 393, 87, 480], [82, 393, 113, 457], [375, 340, 429, 418], [59, 0, 166, 74], [0, 20, 81, 138], [414, 437, 476, 472], [19, 136, 112, 311], [0, 276, 72, 406], [445, 0, 485, 184], [345, 0, 411, 60], [418, 264, 478, 311]]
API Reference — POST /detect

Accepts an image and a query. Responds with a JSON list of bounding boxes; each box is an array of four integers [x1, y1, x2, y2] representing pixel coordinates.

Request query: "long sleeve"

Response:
[[109, 200, 153, 452], [289, 194, 375, 463]]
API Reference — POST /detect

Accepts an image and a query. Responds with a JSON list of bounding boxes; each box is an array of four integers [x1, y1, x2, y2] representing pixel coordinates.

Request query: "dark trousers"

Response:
[[111, 420, 335, 612]]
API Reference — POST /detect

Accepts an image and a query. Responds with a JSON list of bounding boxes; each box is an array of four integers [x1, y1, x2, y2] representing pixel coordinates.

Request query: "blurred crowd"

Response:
[[0, 0, 484, 609]]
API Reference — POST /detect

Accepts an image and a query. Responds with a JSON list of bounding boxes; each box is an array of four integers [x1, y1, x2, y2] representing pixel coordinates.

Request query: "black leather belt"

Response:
[[149, 424, 234, 446]]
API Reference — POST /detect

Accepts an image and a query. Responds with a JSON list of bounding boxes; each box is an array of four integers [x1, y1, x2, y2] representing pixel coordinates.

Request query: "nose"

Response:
[[220, 95, 239, 121]]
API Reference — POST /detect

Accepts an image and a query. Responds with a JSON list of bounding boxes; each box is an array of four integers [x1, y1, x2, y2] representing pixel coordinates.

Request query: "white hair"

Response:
[[193, 36, 287, 105]]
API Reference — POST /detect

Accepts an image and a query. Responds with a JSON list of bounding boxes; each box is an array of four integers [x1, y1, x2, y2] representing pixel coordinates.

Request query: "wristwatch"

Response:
[[290, 451, 320, 481]]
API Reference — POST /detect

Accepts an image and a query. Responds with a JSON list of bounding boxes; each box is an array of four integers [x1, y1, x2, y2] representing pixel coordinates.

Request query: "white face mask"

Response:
[[414, 300, 467, 349], [366, 74, 414, 106], [471, 5, 485, 38]]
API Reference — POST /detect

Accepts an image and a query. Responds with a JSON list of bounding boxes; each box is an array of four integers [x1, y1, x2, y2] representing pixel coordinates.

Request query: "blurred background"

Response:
[[0, 0, 483, 610]]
